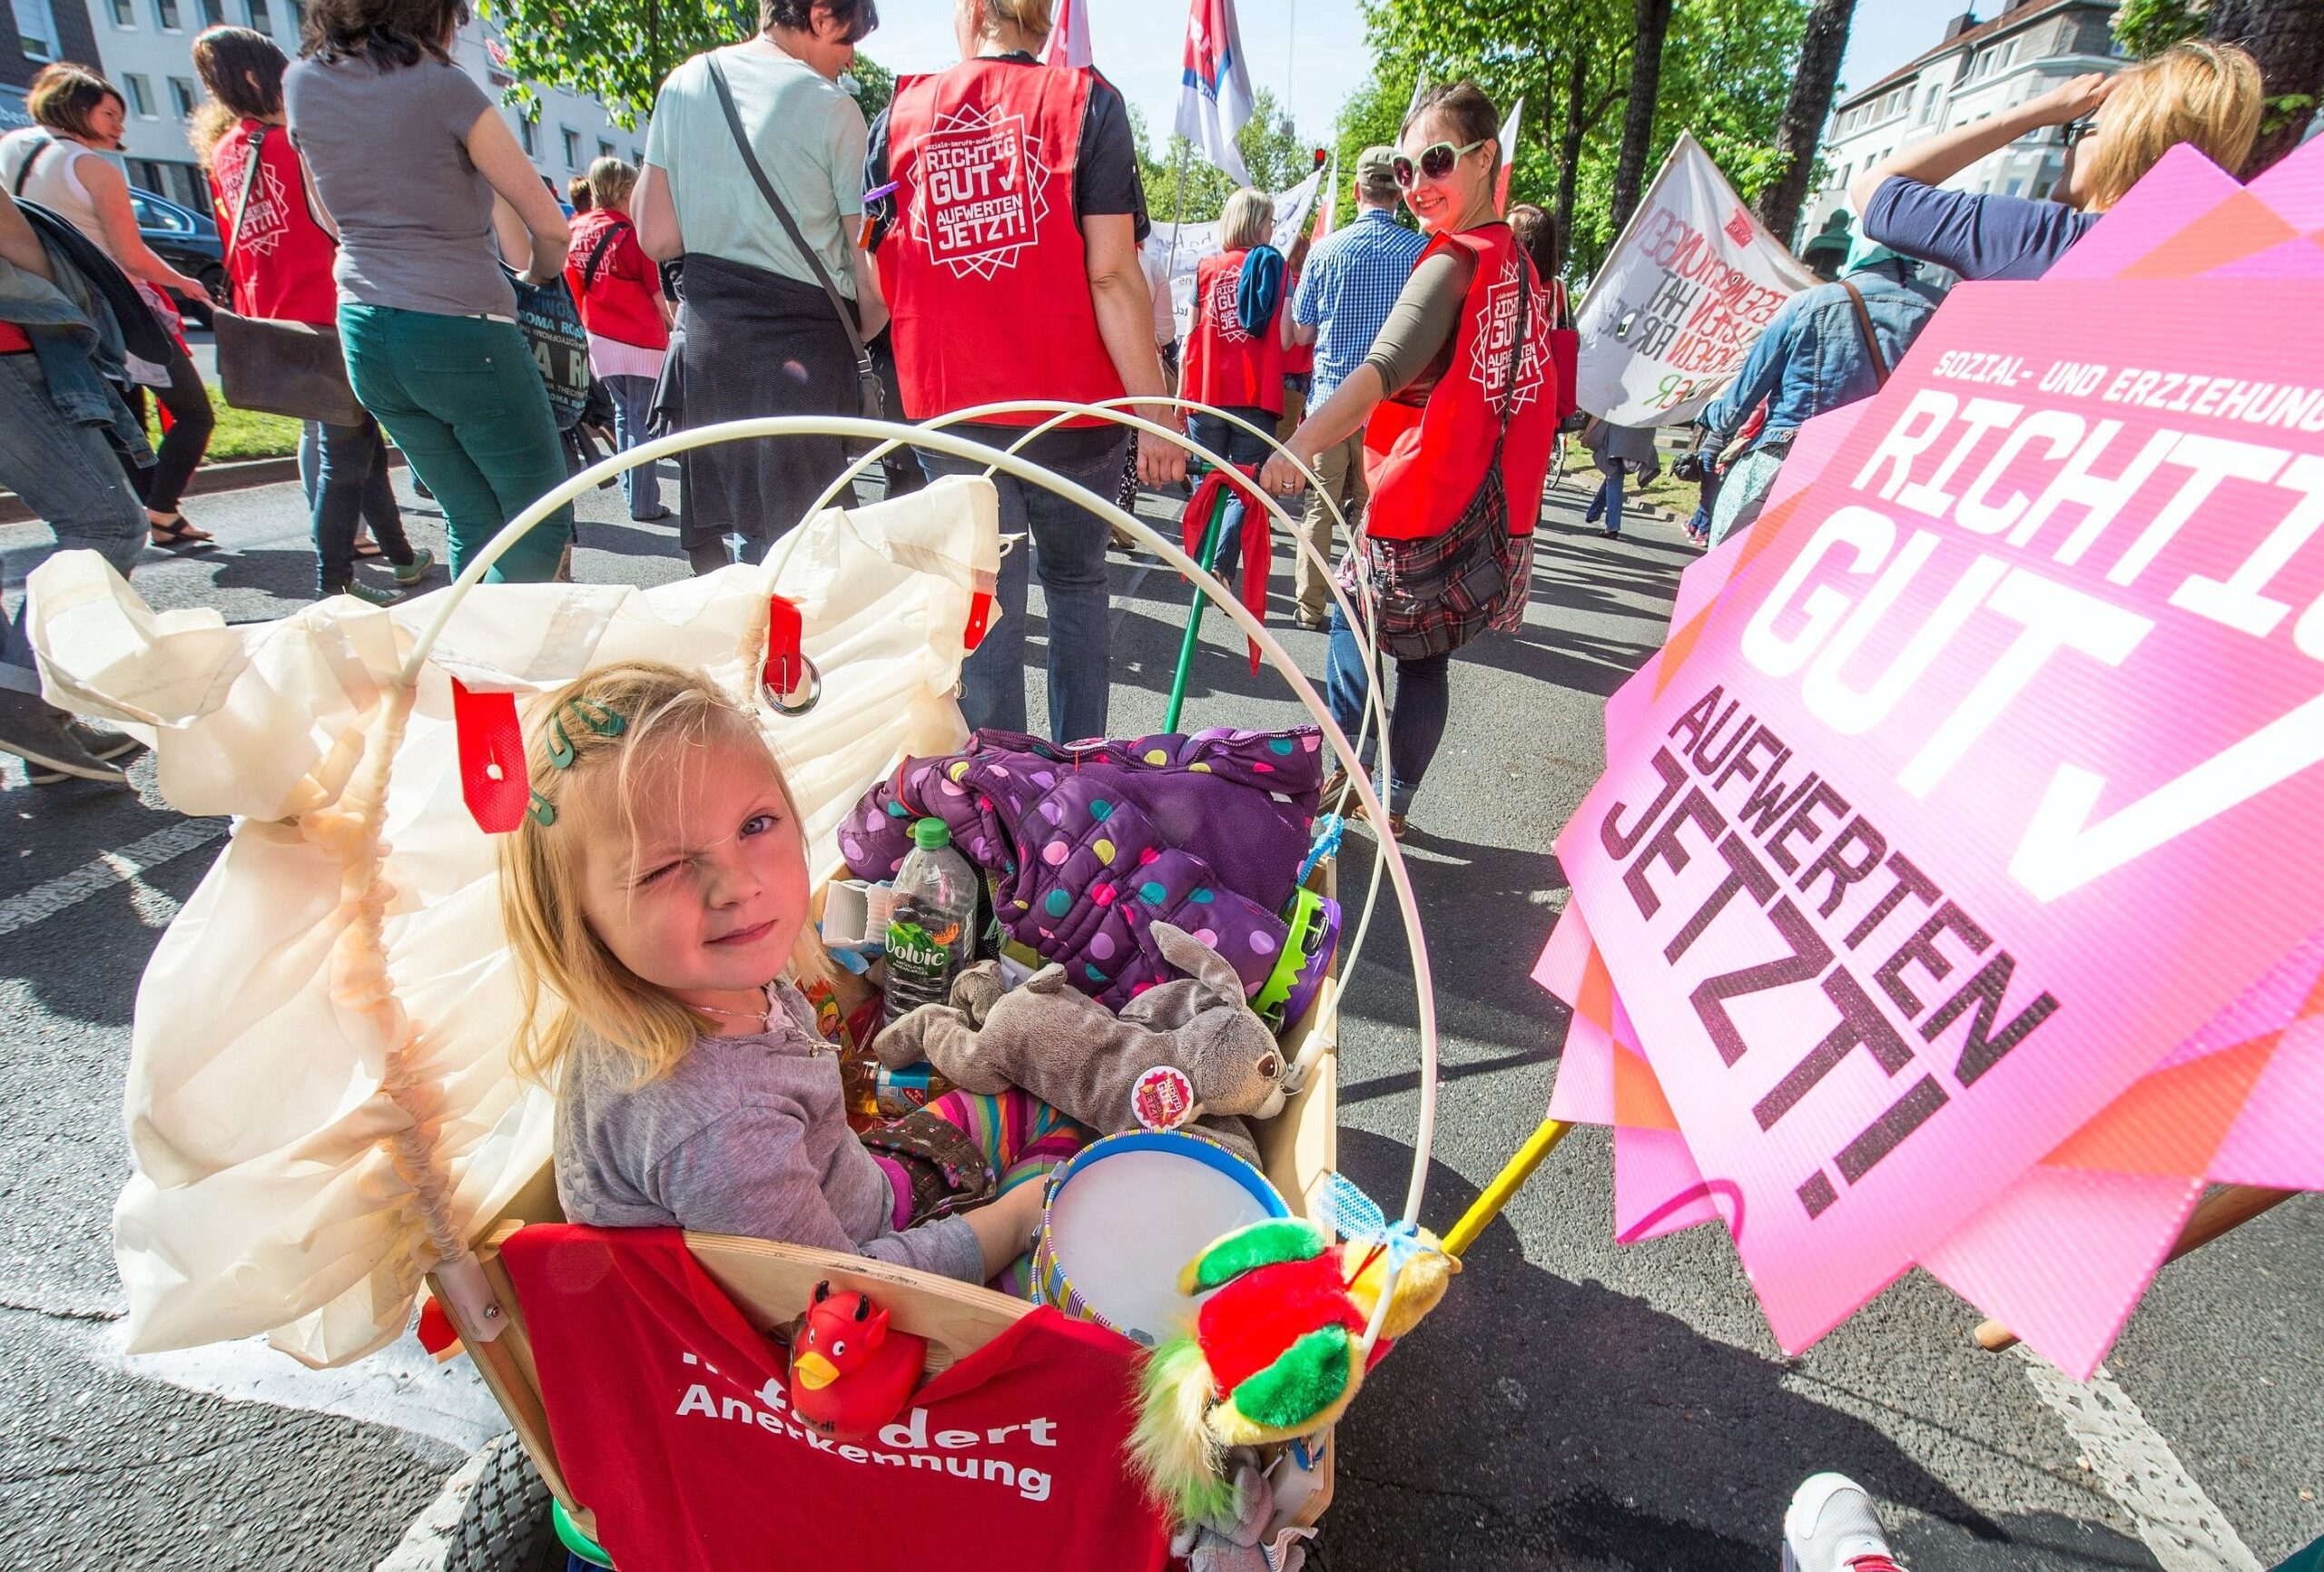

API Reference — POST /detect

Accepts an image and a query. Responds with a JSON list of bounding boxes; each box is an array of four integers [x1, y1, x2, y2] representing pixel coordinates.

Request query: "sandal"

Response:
[[351, 537, 385, 560], [149, 515, 218, 551]]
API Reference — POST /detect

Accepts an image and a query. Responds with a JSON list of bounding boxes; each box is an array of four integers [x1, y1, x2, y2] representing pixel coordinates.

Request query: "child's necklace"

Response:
[[691, 982, 779, 1032]]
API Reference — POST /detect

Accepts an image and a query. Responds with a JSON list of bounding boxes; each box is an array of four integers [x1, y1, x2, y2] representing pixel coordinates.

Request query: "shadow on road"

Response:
[[1317, 1130, 2158, 1572]]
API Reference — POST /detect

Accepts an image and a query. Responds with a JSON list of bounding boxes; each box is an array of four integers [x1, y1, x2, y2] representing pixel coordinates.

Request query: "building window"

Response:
[[519, 114, 537, 157], [107, 0, 134, 24], [246, 0, 268, 30], [12, 0, 58, 57], [198, 0, 221, 19], [127, 157, 165, 192], [153, 0, 179, 26], [561, 126, 579, 169], [596, 138, 615, 162], [124, 74, 157, 117], [169, 76, 197, 119]]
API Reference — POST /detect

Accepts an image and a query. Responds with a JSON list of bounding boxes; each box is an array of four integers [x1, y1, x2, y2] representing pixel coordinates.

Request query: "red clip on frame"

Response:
[[451, 679, 528, 833], [964, 589, 993, 653], [763, 594, 804, 699]]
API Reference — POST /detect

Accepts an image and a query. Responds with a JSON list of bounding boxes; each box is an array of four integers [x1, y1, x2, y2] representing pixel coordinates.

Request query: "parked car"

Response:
[[129, 186, 227, 329]]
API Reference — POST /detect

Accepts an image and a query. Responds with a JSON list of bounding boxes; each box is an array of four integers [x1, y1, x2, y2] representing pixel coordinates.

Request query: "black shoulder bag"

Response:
[[704, 51, 885, 423], [211, 126, 366, 427]]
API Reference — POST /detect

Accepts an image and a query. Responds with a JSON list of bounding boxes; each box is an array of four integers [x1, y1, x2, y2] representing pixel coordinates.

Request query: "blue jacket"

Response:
[[0, 211, 155, 463], [1703, 260, 1945, 452]]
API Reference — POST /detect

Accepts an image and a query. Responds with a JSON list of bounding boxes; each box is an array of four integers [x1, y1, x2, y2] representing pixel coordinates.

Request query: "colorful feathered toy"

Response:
[[1130, 1176, 1457, 1523]]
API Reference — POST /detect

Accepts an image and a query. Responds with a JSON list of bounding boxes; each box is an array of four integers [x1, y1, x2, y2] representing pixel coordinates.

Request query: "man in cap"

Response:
[[1281, 145, 1425, 629]]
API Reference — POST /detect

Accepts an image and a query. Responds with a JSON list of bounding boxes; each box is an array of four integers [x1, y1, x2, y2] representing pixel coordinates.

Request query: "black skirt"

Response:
[[673, 252, 861, 547]]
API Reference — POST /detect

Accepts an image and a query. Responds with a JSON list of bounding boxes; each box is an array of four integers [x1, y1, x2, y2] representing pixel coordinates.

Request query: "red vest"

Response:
[[564, 210, 669, 351], [879, 60, 1124, 427], [1182, 248, 1285, 414], [208, 119, 339, 326], [1363, 223, 1561, 540], [499, 1226, 1170, 1572]]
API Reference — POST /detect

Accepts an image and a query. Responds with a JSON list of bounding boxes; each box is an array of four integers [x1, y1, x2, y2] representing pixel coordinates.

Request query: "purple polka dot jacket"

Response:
[[839, 727, 1324, 1008]]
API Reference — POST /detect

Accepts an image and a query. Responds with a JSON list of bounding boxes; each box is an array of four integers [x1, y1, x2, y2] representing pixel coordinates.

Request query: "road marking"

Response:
[[0, 818, 224, 939], [2017, 1347, 2263, 1572]]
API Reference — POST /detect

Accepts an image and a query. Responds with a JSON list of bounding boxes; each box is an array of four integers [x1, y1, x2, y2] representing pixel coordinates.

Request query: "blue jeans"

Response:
[[312, 412, 413, 592], [602, 372, 665, 519], [1186, 407, 1275, 585], [1324, 600, 1451, 816], [0, 355, 148, 693], [918, 436, 1129, 744], [1585, 466, 1627, 535]]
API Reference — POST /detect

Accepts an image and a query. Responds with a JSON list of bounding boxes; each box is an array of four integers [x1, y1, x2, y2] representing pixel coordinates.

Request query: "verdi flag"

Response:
[[1572, 132, 1817, 426], [1176, 0, 1253, 185], [1043, 0, 1091, 68]]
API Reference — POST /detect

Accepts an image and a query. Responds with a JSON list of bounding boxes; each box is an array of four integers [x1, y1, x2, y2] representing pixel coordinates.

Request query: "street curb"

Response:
[[0, 447, 408, 527]]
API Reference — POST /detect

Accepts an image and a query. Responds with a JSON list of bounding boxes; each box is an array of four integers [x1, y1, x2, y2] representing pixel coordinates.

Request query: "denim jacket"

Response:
[[0, 223, 154, 463], [1703, 260, 1945, 453]]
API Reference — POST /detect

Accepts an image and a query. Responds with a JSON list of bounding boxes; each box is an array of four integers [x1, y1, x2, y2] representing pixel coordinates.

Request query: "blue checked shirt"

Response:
[[1292, 208, 1428, 406]]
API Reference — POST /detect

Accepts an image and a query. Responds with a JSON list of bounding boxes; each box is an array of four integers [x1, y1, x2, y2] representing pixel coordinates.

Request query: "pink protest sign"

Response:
[[1555, 275, 2324, 1351]]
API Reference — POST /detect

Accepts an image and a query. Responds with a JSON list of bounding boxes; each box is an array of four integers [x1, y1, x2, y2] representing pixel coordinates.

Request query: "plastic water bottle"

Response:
[[879, 818, 980, 1034]]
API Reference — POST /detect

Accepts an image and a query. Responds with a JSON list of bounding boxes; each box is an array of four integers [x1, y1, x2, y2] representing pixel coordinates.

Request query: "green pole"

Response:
[[1162, 486, 1235, 734]]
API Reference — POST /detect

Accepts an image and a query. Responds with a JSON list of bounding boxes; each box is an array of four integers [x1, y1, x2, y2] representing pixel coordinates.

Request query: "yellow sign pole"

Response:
[[1443, 1117, 1572, 1258]]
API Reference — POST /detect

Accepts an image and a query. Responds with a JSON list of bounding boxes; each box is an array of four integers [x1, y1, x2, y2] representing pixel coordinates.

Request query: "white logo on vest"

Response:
[[911, 103, 1056, 281], [1470, 255, 1552, 409], [1206, 263, 1253, 345]]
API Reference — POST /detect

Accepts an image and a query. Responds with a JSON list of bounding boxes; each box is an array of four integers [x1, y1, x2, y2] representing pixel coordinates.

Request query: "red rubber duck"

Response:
[[787, 1281, 928, 1442]]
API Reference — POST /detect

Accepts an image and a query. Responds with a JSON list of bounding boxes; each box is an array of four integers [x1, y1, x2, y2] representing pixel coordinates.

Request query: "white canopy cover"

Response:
[[27, 478, 999, 1367]]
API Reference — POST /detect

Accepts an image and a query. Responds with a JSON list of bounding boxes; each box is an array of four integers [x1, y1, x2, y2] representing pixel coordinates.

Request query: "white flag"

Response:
[[1175, 0, 1253, 186], [1572, 132, 1819, 426], [1494, 95, 1522, 216], [1043, 0, 1091, 69]]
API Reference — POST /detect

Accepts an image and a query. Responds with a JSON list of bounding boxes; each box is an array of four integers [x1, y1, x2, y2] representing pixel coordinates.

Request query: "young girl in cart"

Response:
[[498, 659, 1088, 1290]]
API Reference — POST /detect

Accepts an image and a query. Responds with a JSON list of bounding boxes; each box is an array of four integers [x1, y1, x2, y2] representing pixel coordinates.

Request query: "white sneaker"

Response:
[[1782, 1474, 1902, 1572]]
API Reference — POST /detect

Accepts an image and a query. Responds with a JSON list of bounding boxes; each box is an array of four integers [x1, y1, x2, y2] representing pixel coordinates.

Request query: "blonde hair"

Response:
[[498, 659, 827, 1088], [187, 101, 238, 171], [586, 155, 636, 211], [1218, 187, 1273, 252], [971, 0, 1052, 41], [2079, 42, 2263, 211]]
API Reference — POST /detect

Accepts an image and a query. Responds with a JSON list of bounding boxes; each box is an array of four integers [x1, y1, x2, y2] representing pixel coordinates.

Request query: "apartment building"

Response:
[[1798, 0, 2127, 246], [19, 0, 642, 212]]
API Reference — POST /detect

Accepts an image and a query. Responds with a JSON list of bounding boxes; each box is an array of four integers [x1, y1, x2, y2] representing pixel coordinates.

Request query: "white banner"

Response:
[[1573, 132, 1817, 426], [1144, 168, 1324, 339]]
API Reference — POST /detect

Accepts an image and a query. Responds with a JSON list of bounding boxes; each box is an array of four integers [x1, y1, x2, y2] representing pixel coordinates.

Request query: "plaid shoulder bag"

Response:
[[1341, 261, 1533, 662]]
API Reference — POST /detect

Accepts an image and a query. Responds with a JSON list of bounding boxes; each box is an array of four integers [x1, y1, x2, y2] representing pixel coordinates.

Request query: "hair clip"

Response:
[[546, 697, 628, 770], [527, 790, 558, 828]]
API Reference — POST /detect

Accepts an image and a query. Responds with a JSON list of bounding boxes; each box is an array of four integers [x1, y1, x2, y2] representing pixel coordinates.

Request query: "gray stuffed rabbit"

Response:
[[873, 923, 1288, 1160]]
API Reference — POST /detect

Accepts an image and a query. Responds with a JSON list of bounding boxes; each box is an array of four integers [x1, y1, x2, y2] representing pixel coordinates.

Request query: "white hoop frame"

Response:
[[399, 414, 1437, 1355]]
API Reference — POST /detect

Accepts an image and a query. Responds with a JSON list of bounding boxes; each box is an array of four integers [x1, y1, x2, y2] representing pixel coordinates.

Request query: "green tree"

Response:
[[478, 0, 752, 128], [477, 0, 892, 130], [1754, 0, 1858, 246], [2112, 0, 2204, 57]]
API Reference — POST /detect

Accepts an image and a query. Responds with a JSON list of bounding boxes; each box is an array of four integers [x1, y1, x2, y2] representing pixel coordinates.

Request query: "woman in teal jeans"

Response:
[[284, 0, 573, 583]]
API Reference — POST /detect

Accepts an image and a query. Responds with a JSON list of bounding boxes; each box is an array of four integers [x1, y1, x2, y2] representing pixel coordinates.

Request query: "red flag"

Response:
[[1043, 0, 1091, 68]]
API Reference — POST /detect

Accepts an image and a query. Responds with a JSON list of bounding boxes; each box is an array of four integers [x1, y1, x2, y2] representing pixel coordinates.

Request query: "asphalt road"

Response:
[[2, 460, 2317, 1571]]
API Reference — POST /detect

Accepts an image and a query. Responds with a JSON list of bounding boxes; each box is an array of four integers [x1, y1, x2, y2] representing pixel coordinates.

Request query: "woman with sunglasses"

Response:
[[1845, 42, 2261, 284], [1258, 82, 1561, 838]]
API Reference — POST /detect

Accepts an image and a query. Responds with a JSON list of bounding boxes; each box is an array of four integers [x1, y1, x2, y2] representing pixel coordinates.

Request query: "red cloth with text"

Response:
[[1180, 463, 1272, 673], [1183, 248, 1286, 415], [878, 59, 1124, 427], [497, 1225, 1169, 1572], [563, 210, 669, 351], [207, 119, 339, 325], [1361, 222, 1560, 540]]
